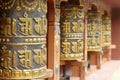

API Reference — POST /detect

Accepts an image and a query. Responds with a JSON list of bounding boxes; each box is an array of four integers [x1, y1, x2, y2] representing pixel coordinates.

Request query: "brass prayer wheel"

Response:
[[87, 10, 102, 51], [60, 2, 84, 60], [102, 15, 111, 47], [0, 0, 47, 79]]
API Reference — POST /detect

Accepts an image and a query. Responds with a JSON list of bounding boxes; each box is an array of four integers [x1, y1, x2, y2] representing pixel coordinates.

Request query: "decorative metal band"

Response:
[[60, 2, 84, 60], [0, 0, 47, 79], [102, 16, 111, 47], [0, 66, 47, 79], [0, 0, 47, 13], [87, 11, 102, 51], [60, 53, 83, 60]]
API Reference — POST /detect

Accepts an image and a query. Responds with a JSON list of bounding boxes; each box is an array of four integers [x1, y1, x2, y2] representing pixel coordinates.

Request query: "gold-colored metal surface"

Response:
[[87, 11, 102, 51], [0, 0, 47, 79], [0, 66, 47, 79], [0, 0, 47, 12], [60, 2, 84, 60], [102, 16, 111, 47]]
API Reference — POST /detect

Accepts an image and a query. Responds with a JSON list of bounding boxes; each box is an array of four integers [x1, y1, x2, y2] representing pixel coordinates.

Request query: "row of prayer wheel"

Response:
[[60, 1, 111, 60], [0, 0, 111, 79]]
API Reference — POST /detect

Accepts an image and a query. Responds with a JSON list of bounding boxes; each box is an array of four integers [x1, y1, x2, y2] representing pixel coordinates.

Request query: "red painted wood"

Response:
[[111, 9, 120, 60]]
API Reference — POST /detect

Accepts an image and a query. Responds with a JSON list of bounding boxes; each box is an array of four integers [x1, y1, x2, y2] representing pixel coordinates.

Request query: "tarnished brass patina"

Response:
[[87, 11, 102, 51], [60, 2, 84, 60], [0, 0, 47, 79], [102, 16, 111, 46]]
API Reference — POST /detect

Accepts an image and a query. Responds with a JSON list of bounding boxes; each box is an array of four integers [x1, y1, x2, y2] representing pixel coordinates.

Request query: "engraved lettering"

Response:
[[62, 39, 70, 54], [72, 20, 84, 33], [12, 19, 17, 35], [34, 17, 47, 35], [0, 18, 11, 36], [72, 40, 83, 53], [13, 51, 17, 69], [18, 46, 32, 68], [33, 45, 46, 65], [62, 20, 70, 33], [19, 18, 32, 36], [0, 46, 11, 69]]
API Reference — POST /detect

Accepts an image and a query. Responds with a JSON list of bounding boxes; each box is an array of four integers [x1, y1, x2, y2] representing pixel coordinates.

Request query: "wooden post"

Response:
[[96, 51, 103, 69], [80, 63, 86, 80], [47, 0, 60, 80]]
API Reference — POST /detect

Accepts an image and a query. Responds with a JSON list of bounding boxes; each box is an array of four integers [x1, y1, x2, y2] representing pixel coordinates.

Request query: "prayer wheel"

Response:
[[0, 0, 47, 79], [102, 15, 111, 47], [60, 2, 84, 60], [87, 10, 102, 51]]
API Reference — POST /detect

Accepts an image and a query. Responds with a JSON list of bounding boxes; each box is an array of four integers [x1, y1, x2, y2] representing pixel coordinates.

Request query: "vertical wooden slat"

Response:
[[47, 0, 60, 80]]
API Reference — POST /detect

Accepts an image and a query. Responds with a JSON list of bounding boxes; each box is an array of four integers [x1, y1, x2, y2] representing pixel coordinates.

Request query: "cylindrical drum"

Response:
[[87, 11, 102, 51], [102, 15, 111, 47], [0, 0, 47, 79], [60, 2, 84, 60]]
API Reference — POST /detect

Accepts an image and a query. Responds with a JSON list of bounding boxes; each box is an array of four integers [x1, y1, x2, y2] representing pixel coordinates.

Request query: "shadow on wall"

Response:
[[112, 8, 120, 60], [112, 8, 120, 20]]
